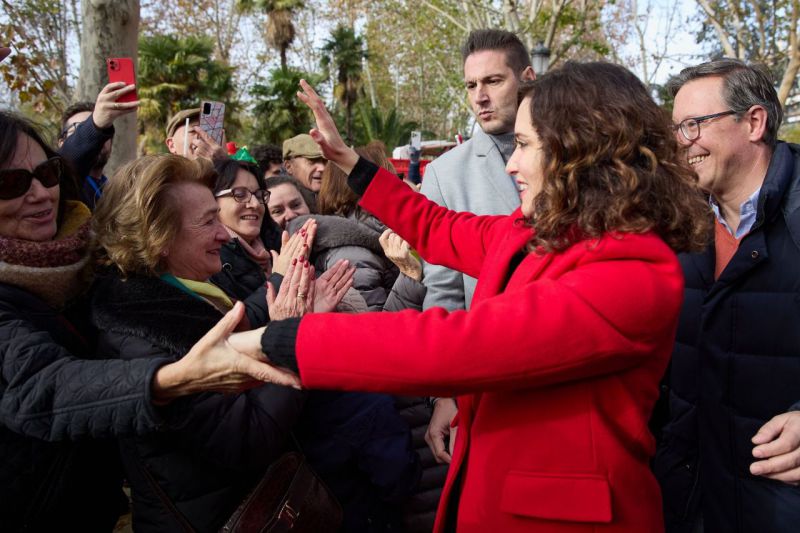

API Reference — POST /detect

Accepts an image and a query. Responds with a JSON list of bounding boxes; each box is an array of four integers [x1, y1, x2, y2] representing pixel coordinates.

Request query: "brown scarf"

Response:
[[0, 201, 93, 308], [224, 226, 271, 274]]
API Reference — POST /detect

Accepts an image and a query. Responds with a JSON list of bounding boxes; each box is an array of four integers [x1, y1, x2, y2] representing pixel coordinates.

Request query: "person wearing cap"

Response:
[[165, 108, 227, 162], [283, 133, 326, 193]]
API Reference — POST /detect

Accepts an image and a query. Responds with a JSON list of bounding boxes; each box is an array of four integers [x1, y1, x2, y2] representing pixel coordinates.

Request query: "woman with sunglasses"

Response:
[[0, 111, 297, 531]]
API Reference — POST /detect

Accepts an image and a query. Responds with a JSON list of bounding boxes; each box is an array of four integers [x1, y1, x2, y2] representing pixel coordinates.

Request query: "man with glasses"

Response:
[[57, 82, 138, 210], [655, 58, 800, 532]]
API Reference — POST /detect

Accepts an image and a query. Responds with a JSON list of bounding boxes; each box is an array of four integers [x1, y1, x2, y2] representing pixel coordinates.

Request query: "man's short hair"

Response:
[[250, 144, 283, 175], [61, 101, 95, 129], [666, 58, 783, 147], [460, 29, 532, 74]]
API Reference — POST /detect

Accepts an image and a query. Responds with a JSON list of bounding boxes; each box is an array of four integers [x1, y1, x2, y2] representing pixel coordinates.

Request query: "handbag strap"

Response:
[[136, 455, 196, 533]]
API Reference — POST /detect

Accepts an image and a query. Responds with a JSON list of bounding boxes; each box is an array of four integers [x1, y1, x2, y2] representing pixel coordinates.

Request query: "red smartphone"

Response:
[[105, 58, 137, 103]]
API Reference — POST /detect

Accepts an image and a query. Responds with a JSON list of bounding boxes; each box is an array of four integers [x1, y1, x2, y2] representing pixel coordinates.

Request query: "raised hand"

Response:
[[271, 218, 316, 276], [379, 229, 422, 282], [296, 79, 359, 173], [314, 259, 356, 313], [190, 127, 228, 162], [267, 256, 315, 320], [93, 82, 139, 129]]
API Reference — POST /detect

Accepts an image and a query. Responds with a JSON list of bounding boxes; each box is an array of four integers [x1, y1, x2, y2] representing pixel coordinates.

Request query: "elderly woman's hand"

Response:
[[297, 79, 359, 174], [92, 82, 139, 129], [380, 229, 423, 282], [313, 259, 356, 313], [151, 302, 301, 403], [267, 256, 315, 320], [271, 218, 316, 276]]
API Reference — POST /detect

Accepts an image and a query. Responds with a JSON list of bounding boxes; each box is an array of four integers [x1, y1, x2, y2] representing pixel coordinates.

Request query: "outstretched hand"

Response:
[[314, 259, 355, 313], [297, 79, 359, 174], [151, 302, 301, 403], [228, 326, 303, 389]]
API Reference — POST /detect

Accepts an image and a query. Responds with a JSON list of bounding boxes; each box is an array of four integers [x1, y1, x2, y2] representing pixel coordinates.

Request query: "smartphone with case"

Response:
[[105, 58, 137, 103], [200, 100, 225, 145], [410, 131, 422, 150]]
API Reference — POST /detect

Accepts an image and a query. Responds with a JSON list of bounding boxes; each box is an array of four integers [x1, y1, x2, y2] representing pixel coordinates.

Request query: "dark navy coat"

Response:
[[655, 142, 800, 533]]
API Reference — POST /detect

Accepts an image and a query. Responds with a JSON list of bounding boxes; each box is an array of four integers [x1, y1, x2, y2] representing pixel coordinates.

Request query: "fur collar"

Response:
[[287, 214, 384, 256], [91, 270, 220, 357]]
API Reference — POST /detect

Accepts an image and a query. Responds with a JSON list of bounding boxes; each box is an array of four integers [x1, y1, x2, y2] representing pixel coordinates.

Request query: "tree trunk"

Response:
[[346, 100, 353, 144], [76, 0, 139, 177], [280, 46, 288, 70]]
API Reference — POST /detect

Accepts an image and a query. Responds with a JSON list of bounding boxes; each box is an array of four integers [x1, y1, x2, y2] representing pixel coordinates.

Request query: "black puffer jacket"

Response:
[[91, 272, 305, 533], [655, 142, 800, 532], [211, 238, 268, 299], [0, 282, 165, 532], [210, 238, 282, 327], [288, 214, 399, 311]]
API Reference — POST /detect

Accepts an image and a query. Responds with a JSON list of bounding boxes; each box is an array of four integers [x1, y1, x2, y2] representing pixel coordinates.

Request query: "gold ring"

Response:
[[114, 103, 119, 110], [297, 293, 306, 299]]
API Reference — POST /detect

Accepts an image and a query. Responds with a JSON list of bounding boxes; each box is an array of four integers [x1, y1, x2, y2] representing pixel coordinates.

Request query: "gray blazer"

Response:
[[419, 127, 521, 310]]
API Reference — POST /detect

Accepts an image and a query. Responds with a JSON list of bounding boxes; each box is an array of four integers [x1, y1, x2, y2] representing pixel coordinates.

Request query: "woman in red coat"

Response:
[[233, 62, 712, 532]]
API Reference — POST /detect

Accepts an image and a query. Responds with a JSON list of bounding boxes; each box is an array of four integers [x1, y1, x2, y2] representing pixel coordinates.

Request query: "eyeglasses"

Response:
[[215, 186, 270, 204], [58, 122, 80, 141], [673, 110, 738, 142], [0, 157, 62, 200]]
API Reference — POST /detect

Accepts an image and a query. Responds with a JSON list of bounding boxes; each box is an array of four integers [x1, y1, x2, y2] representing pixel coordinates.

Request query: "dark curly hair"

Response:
[[521, 61, 712, 254]]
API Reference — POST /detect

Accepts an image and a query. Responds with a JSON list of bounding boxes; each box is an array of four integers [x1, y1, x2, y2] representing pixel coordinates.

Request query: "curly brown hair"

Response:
[[92, 154, 217, 276], [522, 61, 712, 254]]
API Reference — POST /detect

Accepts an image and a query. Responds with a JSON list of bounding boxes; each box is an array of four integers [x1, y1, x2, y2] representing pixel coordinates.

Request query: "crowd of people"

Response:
[[1, 26, 799, 533]]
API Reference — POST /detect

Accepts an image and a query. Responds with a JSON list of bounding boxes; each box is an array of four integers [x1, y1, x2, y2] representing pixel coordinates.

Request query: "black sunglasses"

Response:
[[0, 157, 62, 200]]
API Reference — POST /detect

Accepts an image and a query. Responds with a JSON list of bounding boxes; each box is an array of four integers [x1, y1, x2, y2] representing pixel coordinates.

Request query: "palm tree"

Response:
[[356, 104, 420, 150], [137, 35, 234, 153], [238, 0, 304, 70], [320, 25, 367, 144], [251, 67, 320, 144]]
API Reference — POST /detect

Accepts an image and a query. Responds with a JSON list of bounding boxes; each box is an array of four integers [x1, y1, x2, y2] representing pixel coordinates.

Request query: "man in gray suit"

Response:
[[422, 29, 535, 463]]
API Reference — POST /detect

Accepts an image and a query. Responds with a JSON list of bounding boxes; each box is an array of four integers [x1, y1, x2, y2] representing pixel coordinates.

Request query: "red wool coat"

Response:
[[296, 168, 683, 532]]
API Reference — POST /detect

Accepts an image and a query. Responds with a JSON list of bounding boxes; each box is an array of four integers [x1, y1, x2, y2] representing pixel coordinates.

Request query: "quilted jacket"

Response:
[[0, 282, 165, 531], [91, 271, 305, 533]]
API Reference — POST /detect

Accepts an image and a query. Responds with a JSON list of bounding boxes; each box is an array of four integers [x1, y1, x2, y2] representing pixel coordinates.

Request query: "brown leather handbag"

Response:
[[220, 451, 343, 533]]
